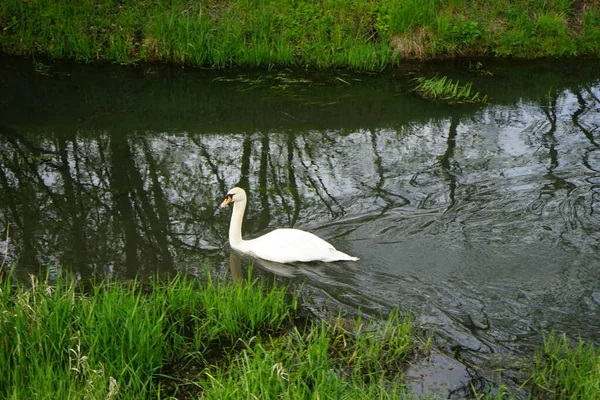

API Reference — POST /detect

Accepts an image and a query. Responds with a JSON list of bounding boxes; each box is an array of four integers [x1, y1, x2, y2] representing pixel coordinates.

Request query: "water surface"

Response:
[[1, 56, 599, 396]]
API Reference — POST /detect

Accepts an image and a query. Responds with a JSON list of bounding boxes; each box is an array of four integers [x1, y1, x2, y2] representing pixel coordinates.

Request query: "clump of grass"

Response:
[[6, 270, 597, 398], [0, 271, 294, 399], [413, 75, 488, 104], [199, 310, 424, 399], [0, 271, 426, 399], [532, 332, 600, 399]]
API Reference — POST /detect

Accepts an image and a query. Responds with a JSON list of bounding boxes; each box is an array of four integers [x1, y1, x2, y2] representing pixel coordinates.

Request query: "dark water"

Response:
[[1, 56, 599, 397]]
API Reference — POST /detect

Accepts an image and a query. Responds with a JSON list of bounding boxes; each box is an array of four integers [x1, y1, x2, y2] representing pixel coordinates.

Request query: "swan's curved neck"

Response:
[[229, 199, 246, 248]]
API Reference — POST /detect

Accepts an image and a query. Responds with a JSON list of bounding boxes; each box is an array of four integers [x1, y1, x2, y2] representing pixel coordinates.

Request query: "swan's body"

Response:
[[221, 187, 359, 264]]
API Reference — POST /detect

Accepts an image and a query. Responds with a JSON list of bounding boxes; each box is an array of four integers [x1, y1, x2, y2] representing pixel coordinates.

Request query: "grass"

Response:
[[200, 311, 419, 399], [0, 0, 599, 70], [532, 332, 600, 399], [413, 76, 488, 104], [0, 271, 295, 399], [1, 270, 599, 398], [0, 270, 424, 399], [469, 332, 600, 400]]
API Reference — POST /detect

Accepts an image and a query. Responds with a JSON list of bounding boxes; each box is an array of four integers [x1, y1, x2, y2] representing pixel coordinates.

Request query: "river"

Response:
[[1, 56, 599, 397]]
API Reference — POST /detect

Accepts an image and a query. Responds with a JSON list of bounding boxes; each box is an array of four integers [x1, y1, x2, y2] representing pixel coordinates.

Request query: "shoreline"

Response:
[[0, 271, 597, 399], [1, 0, 598, 71]]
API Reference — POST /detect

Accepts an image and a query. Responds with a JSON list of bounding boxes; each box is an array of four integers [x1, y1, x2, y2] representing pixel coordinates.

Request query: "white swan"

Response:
[[220, 187, 359, 263]]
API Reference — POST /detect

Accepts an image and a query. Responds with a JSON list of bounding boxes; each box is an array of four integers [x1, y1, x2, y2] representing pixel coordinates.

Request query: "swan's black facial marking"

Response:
[[220, 193, 234, 207]]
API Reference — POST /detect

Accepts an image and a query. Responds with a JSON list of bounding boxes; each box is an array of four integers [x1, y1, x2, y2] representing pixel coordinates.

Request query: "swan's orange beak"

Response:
[[220, 195, 233, 207]]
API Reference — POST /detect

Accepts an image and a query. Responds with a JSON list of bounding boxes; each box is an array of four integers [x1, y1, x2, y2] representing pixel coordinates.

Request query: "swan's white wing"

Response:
[[246, 228, 357, 263]]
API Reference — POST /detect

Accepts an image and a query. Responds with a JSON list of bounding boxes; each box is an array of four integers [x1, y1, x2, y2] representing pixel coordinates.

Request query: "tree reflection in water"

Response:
[[0, 58, 599, 282], [1, 59, 600, 393]]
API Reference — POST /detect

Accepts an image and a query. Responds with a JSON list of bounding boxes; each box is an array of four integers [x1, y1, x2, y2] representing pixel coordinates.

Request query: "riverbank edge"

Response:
[[1, 0, 599, 71], [0, 271, 427, 399], [0, 271, 598, 399]]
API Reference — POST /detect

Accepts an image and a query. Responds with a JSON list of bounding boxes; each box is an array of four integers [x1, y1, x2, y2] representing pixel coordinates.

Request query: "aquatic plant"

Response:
[[412, 76, 488, 104]]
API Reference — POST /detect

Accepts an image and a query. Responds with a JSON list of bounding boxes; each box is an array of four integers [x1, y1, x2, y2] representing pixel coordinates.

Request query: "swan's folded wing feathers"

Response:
[[247, 228, 353, 263]]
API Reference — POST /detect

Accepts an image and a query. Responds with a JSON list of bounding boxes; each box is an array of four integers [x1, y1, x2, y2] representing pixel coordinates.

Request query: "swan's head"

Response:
[[220, 187, 247, 208]]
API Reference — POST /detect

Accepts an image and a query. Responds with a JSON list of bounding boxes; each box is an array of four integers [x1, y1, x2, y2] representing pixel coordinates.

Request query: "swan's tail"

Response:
[[330, 251, 359, 262]]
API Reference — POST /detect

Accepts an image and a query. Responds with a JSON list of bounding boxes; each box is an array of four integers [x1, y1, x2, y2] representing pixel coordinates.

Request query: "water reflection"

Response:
[[1, 56, 600, 395]]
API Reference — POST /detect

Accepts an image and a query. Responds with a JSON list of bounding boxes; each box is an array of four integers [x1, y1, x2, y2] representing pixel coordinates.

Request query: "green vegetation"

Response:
[[0, 272, 294, 398], [471, 332, 600, 400], [532, 332, 600, 399], [0, 271, 598, 398], [200, 311, 419, 399], [1, 0, 599, 70], [413, 76, 488, 104], [0, 272, 424, 399]]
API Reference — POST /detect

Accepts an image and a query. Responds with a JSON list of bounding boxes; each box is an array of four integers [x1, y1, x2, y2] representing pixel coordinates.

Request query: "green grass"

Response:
[[469, 332, 600, 400], [0, 0, 599, 70], [413, 76, 488, 104], [532, 332, 600, 399], [1, 270, 599, 398], [0, 271, 425, 399], [0, 271, 295, 399], [200, 311, 420, 399]]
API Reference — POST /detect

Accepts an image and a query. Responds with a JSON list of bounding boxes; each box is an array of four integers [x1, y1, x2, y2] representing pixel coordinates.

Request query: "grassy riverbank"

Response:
[[0, 272, 424, 399], [1, 272, 598, 399], [1, 0, 599, 70]]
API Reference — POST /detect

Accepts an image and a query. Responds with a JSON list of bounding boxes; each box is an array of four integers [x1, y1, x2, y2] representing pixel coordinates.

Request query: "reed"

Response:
[[413, 76, 488, 104]]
